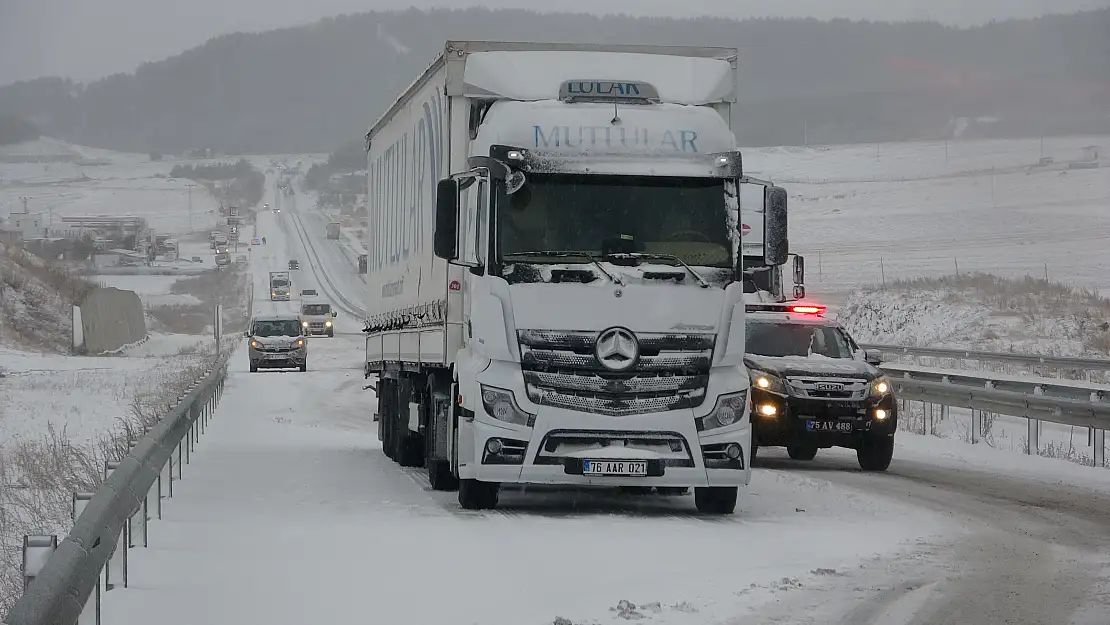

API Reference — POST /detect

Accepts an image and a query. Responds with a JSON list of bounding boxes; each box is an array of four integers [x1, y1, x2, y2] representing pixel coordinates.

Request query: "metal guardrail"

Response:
[[881, 364, 1110, 403], [862, 343, 1110, 374], [4, 352, 232, 625]]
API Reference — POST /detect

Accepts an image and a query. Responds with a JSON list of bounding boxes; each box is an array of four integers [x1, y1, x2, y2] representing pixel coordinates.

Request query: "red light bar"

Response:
[[789, 305, 826, 315]]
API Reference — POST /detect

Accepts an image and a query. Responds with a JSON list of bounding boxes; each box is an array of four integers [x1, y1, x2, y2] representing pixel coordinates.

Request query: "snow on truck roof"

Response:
[[367, 41, 738, 138]]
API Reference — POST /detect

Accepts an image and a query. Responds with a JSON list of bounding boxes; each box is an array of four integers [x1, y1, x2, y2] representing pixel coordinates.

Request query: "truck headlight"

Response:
[[749, 370, 789, 395], [302, 321, 309, 327], [871, 376, 891, 397], [697, 390, 749, 432], [480, 385, 536, 427]]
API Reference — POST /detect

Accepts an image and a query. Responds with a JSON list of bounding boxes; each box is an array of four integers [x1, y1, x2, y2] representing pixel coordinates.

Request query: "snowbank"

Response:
[[837, 273, 1110, 357]]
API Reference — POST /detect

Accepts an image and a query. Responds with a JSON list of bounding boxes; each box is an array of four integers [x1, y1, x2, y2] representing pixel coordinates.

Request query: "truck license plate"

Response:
[[583, 460, 648, 476], [806, 420, 853, 433]]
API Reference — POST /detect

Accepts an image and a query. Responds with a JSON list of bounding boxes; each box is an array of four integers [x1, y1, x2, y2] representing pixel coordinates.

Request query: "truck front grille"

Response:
[[518, 329, 714, 416]]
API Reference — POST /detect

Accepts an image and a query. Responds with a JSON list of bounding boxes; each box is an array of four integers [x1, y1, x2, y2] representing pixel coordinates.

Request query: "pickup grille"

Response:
[[518, 329, 714, 416]]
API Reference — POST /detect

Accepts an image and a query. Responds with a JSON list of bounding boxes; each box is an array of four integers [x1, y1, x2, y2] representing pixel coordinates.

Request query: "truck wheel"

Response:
[[694, 487, 738, 514], [249, 361, 258, 373], [458, 479, 499, 510], [428, 460, 458, 491], [395, 378, 424, 467], [787, 441, 818, 461], [857, 435, 895, 472]]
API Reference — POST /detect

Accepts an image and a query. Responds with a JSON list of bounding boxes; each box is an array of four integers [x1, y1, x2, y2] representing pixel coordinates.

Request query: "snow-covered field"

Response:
[[0, 139, 224, 236], [744, 135, 1110, 296]]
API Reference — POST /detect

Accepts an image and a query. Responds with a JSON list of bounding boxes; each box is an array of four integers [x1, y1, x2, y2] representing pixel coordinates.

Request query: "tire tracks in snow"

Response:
[[743, 452, 1110, 624]]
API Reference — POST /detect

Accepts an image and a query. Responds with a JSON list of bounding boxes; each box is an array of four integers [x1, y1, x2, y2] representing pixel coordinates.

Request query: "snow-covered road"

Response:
[[89, 171, 1110, 625]]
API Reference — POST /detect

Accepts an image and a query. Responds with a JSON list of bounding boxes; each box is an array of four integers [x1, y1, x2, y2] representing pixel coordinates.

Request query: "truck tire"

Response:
[[694, 486, 738, 514], [787, 441, 818, 461], [396, 378, 423, 467], [857, 435, 894, 471], [458, 479, 499, 510]]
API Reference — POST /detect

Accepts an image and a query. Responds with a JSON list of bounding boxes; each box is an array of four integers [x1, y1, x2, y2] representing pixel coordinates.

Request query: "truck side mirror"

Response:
[[434, 178, 460, 260], [764, 186, 789, 266], [864, 349, 883, 366]]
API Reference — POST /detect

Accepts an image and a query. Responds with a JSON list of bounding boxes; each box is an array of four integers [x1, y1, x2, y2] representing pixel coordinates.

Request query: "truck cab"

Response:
[[366, 42, 793, 514], [269, 271, 291, 301]]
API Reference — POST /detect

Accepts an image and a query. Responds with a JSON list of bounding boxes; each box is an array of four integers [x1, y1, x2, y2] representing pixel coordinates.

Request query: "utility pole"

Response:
[[186, 183, 195, 231]]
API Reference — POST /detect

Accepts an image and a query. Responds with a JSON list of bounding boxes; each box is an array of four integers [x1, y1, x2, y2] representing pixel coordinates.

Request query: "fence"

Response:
[[868, 343, 1110, 467], [3, 352, 232, 625]]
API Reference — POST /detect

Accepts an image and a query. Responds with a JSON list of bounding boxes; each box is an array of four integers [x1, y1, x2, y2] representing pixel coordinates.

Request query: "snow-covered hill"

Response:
[[836, 273, 1110, 358], [0, 243, 91, 352]]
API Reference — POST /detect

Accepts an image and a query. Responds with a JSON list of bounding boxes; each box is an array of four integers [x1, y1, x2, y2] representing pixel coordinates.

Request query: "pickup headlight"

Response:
[[250, 340, 258, 348], [749, 370, 789, 395], [302, 321, 309, 327], [325, 320, 332, 327], [480, 385, 536, 427], [697, 390, 749, 432], [295, 339, 305, 347], [871, 376, 891, 397]]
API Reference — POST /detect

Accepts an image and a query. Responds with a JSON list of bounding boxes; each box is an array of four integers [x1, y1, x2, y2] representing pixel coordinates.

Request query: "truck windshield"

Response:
[[302, 304, 330, 315], [272, 279, 289, 287], [252, 320, 302, 337], [499, 174, 732, 268], [746, 320, 855, 359]]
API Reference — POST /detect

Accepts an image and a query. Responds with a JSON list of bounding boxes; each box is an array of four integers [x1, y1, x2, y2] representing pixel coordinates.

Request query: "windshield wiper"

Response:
[[604, 252, 711, 288], [504, 250, 623, 285]]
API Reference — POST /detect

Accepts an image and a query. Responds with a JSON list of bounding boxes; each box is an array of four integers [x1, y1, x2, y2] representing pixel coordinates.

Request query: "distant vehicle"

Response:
[[214, 251, 231, 267], [301, 289, 318, 297], [300, 301, 337, 338], [191, 256, 202, 263], [288, 260, 300, 271], [269, 271, 291, 301], [273, 207, 281, 213], [251, 237, 261, 245], [246, 313, 307, 373], [326, 222, 341, 239]]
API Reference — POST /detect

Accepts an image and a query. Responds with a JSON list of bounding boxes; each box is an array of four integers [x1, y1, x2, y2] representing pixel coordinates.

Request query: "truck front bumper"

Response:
[[457, 367, 752, 488]]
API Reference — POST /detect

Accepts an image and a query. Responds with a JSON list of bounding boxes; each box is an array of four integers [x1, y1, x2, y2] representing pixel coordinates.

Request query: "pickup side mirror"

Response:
[[434, 178, 460, 260], [864, 349, 883, 366], [332, 311, 338, 317], [764, 186, 789, 266]]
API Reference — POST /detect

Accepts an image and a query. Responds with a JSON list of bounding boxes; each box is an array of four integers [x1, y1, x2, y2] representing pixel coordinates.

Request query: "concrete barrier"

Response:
[[77, 287, 147, 355]]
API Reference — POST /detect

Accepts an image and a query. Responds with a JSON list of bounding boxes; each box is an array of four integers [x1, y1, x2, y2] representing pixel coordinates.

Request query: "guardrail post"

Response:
[[71, 492, 102, 624], [22, 534, 58, 589], [1094, 429, 1106, 468], [1027, 386, 1043, 455], [162, 453, 174, 502], [103, 461, 128, 590]]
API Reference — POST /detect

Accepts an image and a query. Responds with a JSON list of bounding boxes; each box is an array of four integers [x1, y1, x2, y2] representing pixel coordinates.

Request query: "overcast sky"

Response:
[[2, 0, 1108, 86]]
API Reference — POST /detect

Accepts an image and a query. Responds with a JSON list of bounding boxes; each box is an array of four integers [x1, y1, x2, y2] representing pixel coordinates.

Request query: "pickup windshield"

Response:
[[252, 320, 302, 337], [746, 320, 855, 359], [499, 174, 733, 268]]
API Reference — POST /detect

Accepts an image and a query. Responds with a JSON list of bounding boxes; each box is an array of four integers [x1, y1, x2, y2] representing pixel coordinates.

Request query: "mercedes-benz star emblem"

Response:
[[595, 327, 639, 372]]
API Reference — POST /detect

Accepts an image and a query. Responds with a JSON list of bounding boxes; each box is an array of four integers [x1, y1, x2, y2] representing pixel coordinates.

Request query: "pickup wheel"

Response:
[[327, 329, 334, 338], [299, 362, 307, 373], [694, 486, 738, 514], [787, 441, 818, 461], [857, 435, 895, 471], [458, 479, 499, 510], [249, 361, 258, 373]]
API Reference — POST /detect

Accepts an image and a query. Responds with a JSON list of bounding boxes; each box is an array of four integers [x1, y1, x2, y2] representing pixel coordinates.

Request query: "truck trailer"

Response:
[[326, 221, 341, 239], [363, 41, 791, 513]]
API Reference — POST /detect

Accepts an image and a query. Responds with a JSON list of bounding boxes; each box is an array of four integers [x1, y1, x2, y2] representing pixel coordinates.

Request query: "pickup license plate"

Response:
[[806, 420, 854, 433], [265, 353, 287, 360], [582, 460, 648, 476]]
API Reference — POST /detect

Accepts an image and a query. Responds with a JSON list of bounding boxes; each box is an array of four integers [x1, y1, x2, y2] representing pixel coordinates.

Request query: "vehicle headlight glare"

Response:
[[302, 321, 309, 327], [325, 320, 332, 327], [871, 377, 891, 396]]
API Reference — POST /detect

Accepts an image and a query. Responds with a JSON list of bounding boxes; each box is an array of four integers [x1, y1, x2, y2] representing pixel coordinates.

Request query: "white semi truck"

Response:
[[363, 41, 790, 513]]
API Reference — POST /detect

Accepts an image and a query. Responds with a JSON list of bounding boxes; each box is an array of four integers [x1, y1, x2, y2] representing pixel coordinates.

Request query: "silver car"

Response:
[[246, 313, 308, 373]]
